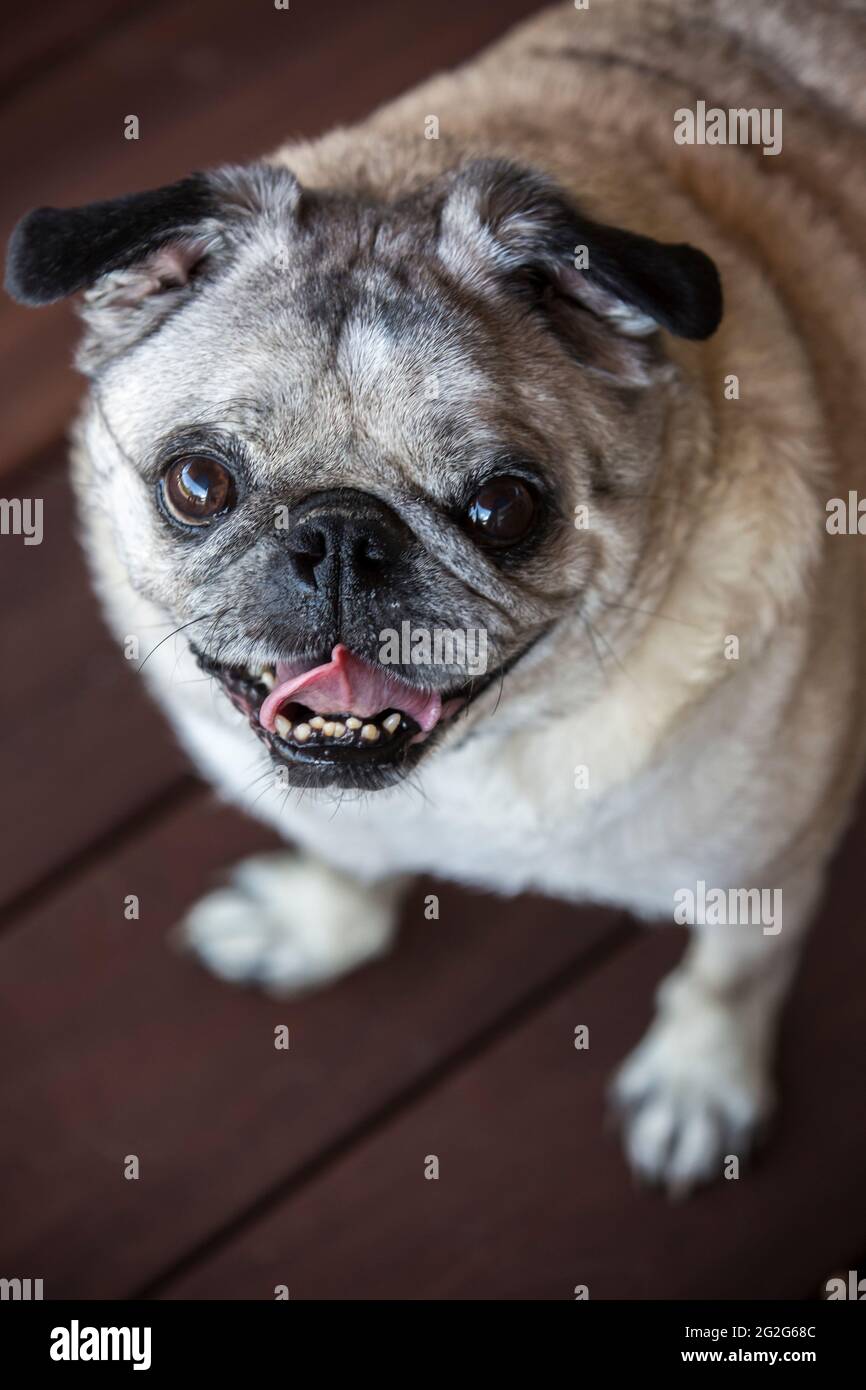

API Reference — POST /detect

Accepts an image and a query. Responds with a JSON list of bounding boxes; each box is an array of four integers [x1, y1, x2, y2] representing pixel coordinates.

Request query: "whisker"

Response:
[[599, 598, 707, 633], [137, 611, 224, 674]]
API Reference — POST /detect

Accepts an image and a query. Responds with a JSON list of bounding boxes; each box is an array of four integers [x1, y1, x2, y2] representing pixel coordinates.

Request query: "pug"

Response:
[[6, 0, 866, 1191]]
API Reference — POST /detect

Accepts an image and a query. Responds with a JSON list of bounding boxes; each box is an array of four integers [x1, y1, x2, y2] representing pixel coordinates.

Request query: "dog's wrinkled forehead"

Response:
[[5, 157, 721, 488], [96, 177, 546, 490]]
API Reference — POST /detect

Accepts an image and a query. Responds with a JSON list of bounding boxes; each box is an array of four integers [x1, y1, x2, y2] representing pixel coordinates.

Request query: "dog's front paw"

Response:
[[610, 985, 773, 1194], [175, 853, 399, 995]]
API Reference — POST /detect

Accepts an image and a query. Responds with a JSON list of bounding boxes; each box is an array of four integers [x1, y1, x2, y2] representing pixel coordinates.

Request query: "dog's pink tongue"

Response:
[[260, 644, 442, 733]]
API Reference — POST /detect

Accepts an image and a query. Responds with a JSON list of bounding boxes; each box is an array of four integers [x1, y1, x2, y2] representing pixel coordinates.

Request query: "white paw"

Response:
[[175, 853, 398, 995], [610, 988, 773, 1194]]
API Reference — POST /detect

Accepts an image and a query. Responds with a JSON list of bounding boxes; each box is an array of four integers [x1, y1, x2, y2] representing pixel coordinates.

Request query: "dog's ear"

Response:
[[4, 174, 219, 307], [438, 159, 722, 367], [4, 164, 301, 368]]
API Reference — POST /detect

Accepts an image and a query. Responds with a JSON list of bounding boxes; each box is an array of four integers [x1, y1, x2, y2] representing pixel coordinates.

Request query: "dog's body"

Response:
[[8, 0, 866, 1188]]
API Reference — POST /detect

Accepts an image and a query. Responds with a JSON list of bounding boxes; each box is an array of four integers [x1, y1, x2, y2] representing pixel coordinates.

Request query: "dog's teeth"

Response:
[[322, 721, 337, 737], [361, 723, 380, 742], [294, 722, 312, 742], [332, 721, 347, 737], [309, 716, 325, 730], [275, 714, 292, 738], [383, 712, 401, 734], [260, 669, 276, 690], [346, 717, 362, 731]]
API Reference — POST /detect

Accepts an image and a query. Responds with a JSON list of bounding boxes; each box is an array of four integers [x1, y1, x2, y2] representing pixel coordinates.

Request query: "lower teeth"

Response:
[[272, 711, 404, 745]]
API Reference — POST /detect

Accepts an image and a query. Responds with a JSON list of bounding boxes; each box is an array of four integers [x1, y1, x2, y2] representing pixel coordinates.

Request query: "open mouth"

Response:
[[192, 642, 497, 788]]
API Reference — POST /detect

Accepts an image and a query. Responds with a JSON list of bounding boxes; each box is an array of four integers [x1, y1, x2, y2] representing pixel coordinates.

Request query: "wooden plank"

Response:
[[163, 808, 866, 1301], [0, 1, 163, 97], [0, 792, 623, 1298], [0, 0, 546, 472], [0, 459, 186, 911]]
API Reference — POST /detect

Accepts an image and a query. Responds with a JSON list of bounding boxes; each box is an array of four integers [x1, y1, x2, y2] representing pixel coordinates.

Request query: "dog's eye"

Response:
[[161, 456, 236, 526], [466, 477, 536, 546]]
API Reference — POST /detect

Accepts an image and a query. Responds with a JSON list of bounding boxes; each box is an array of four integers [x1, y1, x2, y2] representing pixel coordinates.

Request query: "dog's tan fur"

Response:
[[63, 0, 866, 1187]]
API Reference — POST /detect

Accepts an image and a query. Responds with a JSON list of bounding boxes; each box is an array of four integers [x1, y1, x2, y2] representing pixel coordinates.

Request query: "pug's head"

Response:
[[5, 159, 721, 790]]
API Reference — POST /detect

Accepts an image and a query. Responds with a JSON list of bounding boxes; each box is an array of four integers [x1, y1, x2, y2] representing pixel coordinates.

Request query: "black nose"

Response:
[[286, 489, 407, 599]]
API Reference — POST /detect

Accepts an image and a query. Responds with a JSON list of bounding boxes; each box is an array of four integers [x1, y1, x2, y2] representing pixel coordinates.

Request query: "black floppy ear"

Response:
[[4, 164, 301, 370], [439, 159, 722, 342], [4, 174, 217, 306]]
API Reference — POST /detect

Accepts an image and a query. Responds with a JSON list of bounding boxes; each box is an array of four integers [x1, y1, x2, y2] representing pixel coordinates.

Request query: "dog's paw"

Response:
[[610, 991, 773, 1195], [175, 853, 398, 995]]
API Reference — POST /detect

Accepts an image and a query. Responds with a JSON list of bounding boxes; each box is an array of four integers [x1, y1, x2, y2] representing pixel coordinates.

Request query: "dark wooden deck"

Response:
[[0, 0, 863, 1301]]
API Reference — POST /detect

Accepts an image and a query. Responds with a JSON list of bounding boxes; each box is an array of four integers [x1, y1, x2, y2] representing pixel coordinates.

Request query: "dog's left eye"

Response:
[[466, 476, 536, 547], [161, 455, 236, 526]]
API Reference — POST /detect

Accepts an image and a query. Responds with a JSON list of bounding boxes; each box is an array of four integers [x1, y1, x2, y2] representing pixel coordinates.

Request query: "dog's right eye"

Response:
[[161, 455, 236, 526]]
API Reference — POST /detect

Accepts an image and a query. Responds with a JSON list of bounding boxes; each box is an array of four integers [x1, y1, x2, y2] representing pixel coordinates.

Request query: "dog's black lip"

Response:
[[269, 721, 418, 766]]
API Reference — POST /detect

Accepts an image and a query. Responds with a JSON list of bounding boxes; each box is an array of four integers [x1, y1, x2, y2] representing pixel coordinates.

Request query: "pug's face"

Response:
[[6, 160, 720, 789]]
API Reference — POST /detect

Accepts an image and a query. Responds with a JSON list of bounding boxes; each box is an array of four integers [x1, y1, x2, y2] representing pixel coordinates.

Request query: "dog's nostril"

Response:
[[295, 531, 327, 561], [288, 525, 328, 588], [352, 533, 390, 575]]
